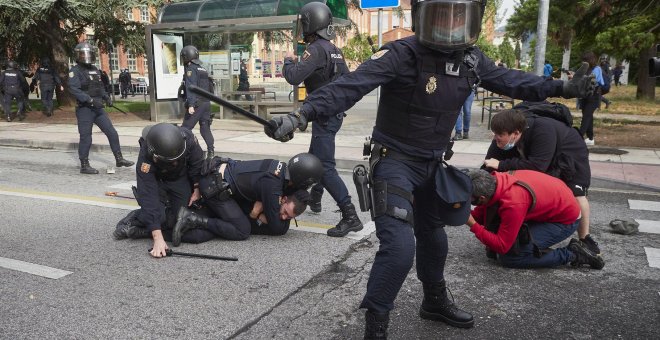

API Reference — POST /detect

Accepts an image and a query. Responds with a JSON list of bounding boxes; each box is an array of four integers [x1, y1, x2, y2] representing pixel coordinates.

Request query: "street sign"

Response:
[[360, 0, 400, 10]]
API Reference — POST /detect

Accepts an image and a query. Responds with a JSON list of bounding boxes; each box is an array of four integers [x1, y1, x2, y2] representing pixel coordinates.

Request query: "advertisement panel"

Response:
[[152, 33, 184, 99]]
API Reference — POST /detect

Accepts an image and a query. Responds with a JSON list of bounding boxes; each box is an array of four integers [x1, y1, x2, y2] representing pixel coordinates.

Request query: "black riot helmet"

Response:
[[296, 1, 335, 41], [6, 60, 19, 70], [287, 153, 323, 190], [411, 0, 486, 52], [40, 57, 51, 67], [180, 45, 200, 65], [144, 123, 187, 163], [74, 42, 97, 65]]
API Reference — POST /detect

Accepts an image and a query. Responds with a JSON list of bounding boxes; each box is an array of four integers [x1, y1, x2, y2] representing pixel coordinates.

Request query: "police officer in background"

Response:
[[117, 123, 205, 258], [282, 2, 362, 238], [264, 0, 596, 337], [118, 69, 132, 99], [0, 60, 29, 122], [170, 153, 323, 245], [68, 42, 134, 174], [180, 45, 214, 158], [30, 57, 64, 117]]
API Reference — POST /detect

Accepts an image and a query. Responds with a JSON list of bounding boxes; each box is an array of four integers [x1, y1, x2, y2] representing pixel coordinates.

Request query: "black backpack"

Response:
[[513, 101, 573, 127]]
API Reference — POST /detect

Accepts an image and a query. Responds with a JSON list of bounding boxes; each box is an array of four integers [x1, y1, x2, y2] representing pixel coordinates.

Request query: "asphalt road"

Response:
[[1, 147, 659, 339]]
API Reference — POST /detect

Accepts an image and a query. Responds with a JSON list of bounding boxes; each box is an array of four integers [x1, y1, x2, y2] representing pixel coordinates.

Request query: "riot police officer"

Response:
[[68, 42, 134, 174], [282, 2, 362, 238], [265, 0, 596, 337], [170, 153, 322, 245], [30, 57, 64, 117], [180, 45, 215, 158], [0, 60, 29, 122], [115, 123, 206, 258], [118, 69, 131, 99]]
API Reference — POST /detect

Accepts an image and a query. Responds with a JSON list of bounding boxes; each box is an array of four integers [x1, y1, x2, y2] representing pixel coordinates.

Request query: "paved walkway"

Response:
[[1, 92, 659, 191]]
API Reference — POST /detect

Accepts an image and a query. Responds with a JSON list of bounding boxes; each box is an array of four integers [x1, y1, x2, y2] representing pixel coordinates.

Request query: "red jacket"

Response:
[[470, 170, 580, 254]]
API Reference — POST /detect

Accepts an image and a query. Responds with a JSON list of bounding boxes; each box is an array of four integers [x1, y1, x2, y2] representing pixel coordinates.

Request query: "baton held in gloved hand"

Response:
[[188, 85, 276, 130], [148, 248, 238, 261]]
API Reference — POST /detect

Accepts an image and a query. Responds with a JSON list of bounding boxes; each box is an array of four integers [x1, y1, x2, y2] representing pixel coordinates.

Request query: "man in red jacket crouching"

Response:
[[466, 169, 604, 269]]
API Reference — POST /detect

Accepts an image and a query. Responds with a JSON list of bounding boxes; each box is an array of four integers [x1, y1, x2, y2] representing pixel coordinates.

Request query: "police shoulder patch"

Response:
[[140, 162, 151, 173], [187, 71, 192, 76], [302, 50, 311, 61], [371, 50, 389, 60], [68, 71, 74, 78]]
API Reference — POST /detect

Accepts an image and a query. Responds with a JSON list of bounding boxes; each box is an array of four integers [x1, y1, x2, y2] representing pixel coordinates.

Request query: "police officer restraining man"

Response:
[[0, 60, 29, 122], [30, 57, 64, 117], [180, 45, 215, 158], [68, 42, 134, 174], [264, 0, 596, 338], [282, 2, 363, 238], [170, 153, 322, 245]]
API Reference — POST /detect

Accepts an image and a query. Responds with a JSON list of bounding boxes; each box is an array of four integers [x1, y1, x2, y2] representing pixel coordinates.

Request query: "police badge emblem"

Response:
[[426, 76, 437, 94], [69, 71, 74, 78], [140, 162, 151, 173], [187, 71, 192, 76], [371, 50, 388, 60], [302, 50, 311, 61]]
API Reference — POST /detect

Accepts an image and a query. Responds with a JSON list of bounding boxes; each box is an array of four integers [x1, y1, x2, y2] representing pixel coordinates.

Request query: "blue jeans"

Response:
[[455, 92, 474, 134], [309, 113, 350, 207], [499, 219, 579, 268]]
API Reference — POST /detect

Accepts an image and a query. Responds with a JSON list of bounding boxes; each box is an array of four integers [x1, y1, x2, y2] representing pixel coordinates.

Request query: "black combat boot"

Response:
[[364, 310, 389, 340], [114, 151, 134, 167], [327, 202, 363, 237], [309, 188, 323, 213], [113, 209, 150, 240], [419, 280, 474, 328], [172, 206, 209, 247], [80, 159, 99, 174]]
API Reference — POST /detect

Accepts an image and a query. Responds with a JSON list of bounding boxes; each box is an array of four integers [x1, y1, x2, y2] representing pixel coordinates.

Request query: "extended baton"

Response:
[[110, 104, 128, 115], [188, 85, 276, 130], [148, 248, 238, 261]]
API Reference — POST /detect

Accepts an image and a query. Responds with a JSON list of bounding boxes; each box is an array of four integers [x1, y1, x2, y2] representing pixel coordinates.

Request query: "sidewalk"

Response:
[[1, 92, 659, 192]]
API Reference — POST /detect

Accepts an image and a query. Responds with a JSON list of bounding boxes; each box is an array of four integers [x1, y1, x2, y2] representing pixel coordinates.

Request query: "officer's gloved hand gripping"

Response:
[[265, 108, 309, 142], [561, 62, 596, 99]]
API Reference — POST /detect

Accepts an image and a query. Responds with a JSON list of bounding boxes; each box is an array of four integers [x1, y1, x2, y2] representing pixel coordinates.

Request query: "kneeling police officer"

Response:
[[170, 153, 323, 245]]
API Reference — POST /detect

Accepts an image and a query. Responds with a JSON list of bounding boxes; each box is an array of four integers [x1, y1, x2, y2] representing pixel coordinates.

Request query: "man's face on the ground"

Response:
[[493, 130, 521, 149], [279, 197, 297, 220]]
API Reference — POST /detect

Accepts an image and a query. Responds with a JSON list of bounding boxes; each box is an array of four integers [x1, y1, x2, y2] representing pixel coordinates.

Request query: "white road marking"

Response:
[[644, 247, 660, 269], [0, 189, 137, 210], [0, 257, 72, 279], [628, 200, 660, 212], [637, 220, 660, 234]]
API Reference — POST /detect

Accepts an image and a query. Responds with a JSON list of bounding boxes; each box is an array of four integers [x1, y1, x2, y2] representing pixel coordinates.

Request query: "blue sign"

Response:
[[360, 0, 400, 10]]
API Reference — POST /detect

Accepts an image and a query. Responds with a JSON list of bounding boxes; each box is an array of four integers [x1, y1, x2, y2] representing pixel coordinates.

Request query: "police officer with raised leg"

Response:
[[264, 0, 596, 338], [180, 45, 215, 158], [0, 60, 29, 122], [68, 42, 134, 174], [282, 2, 362, 238], [30, 57, 64, 117]]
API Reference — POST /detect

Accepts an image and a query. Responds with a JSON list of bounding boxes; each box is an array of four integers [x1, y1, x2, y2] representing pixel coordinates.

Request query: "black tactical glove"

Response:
[[265, 108, 309, 142], [561, 62, 596, 99]]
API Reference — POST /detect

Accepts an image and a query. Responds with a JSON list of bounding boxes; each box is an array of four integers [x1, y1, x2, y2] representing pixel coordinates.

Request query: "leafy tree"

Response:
[[342, 33, 376, 67], [514, 40, 522, 68], [0, 0, 170, 107], [476, 36, 499, 61], [498, 37, 516, 68]]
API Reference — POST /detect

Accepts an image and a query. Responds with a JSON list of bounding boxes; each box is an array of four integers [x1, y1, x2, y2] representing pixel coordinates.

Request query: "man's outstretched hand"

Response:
[[264, 108, 308, 142], [562, 62, 596, 99]]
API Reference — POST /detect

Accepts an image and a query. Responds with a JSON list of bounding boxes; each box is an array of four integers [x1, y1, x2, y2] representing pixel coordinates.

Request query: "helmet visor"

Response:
[[152, 139, 187, 163], [77, 49, 96, 64], [415, 1, 482, 51]]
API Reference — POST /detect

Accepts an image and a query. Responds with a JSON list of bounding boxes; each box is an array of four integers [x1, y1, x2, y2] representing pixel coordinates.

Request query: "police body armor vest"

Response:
[[376, 37, 478, 150], [79, 66, 105, 99], [229, 159, 286, 202], [304, 39, 348, 94], [188, 62, 211, 100], [37, 67, 55, 88], [2, 70, 22, 94]]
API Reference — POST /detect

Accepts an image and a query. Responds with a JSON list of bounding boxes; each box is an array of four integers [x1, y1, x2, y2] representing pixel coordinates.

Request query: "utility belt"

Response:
[[199, 158, 233, 201]]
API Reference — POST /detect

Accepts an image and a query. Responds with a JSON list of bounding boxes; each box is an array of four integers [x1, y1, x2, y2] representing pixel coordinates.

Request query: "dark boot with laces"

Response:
[[80, 159, 99, 174], [114, 151, 134, 167], [309, 188, 323, 213], [579, 234, 601, 255], [113, 209, 150, 240], [364, 310, 389, 340], [172, 207, 209, 247], [327, 202, 363, 237], [568, 239, 604, 269], [419, 280, 474, 328]]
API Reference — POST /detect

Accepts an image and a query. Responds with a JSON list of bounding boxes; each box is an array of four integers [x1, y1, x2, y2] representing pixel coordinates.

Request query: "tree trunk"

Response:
[[560, 37, 572, 81], [42, 9, 76, 108], [636, 46, 656, 100]]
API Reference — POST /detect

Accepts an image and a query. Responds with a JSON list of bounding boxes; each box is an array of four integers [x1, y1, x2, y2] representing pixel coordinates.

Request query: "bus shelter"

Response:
[[145, 0, 349, 121]]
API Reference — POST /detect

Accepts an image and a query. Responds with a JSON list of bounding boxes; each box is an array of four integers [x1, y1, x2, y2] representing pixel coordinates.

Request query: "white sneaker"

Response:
[[585, 138, 595, 146]]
